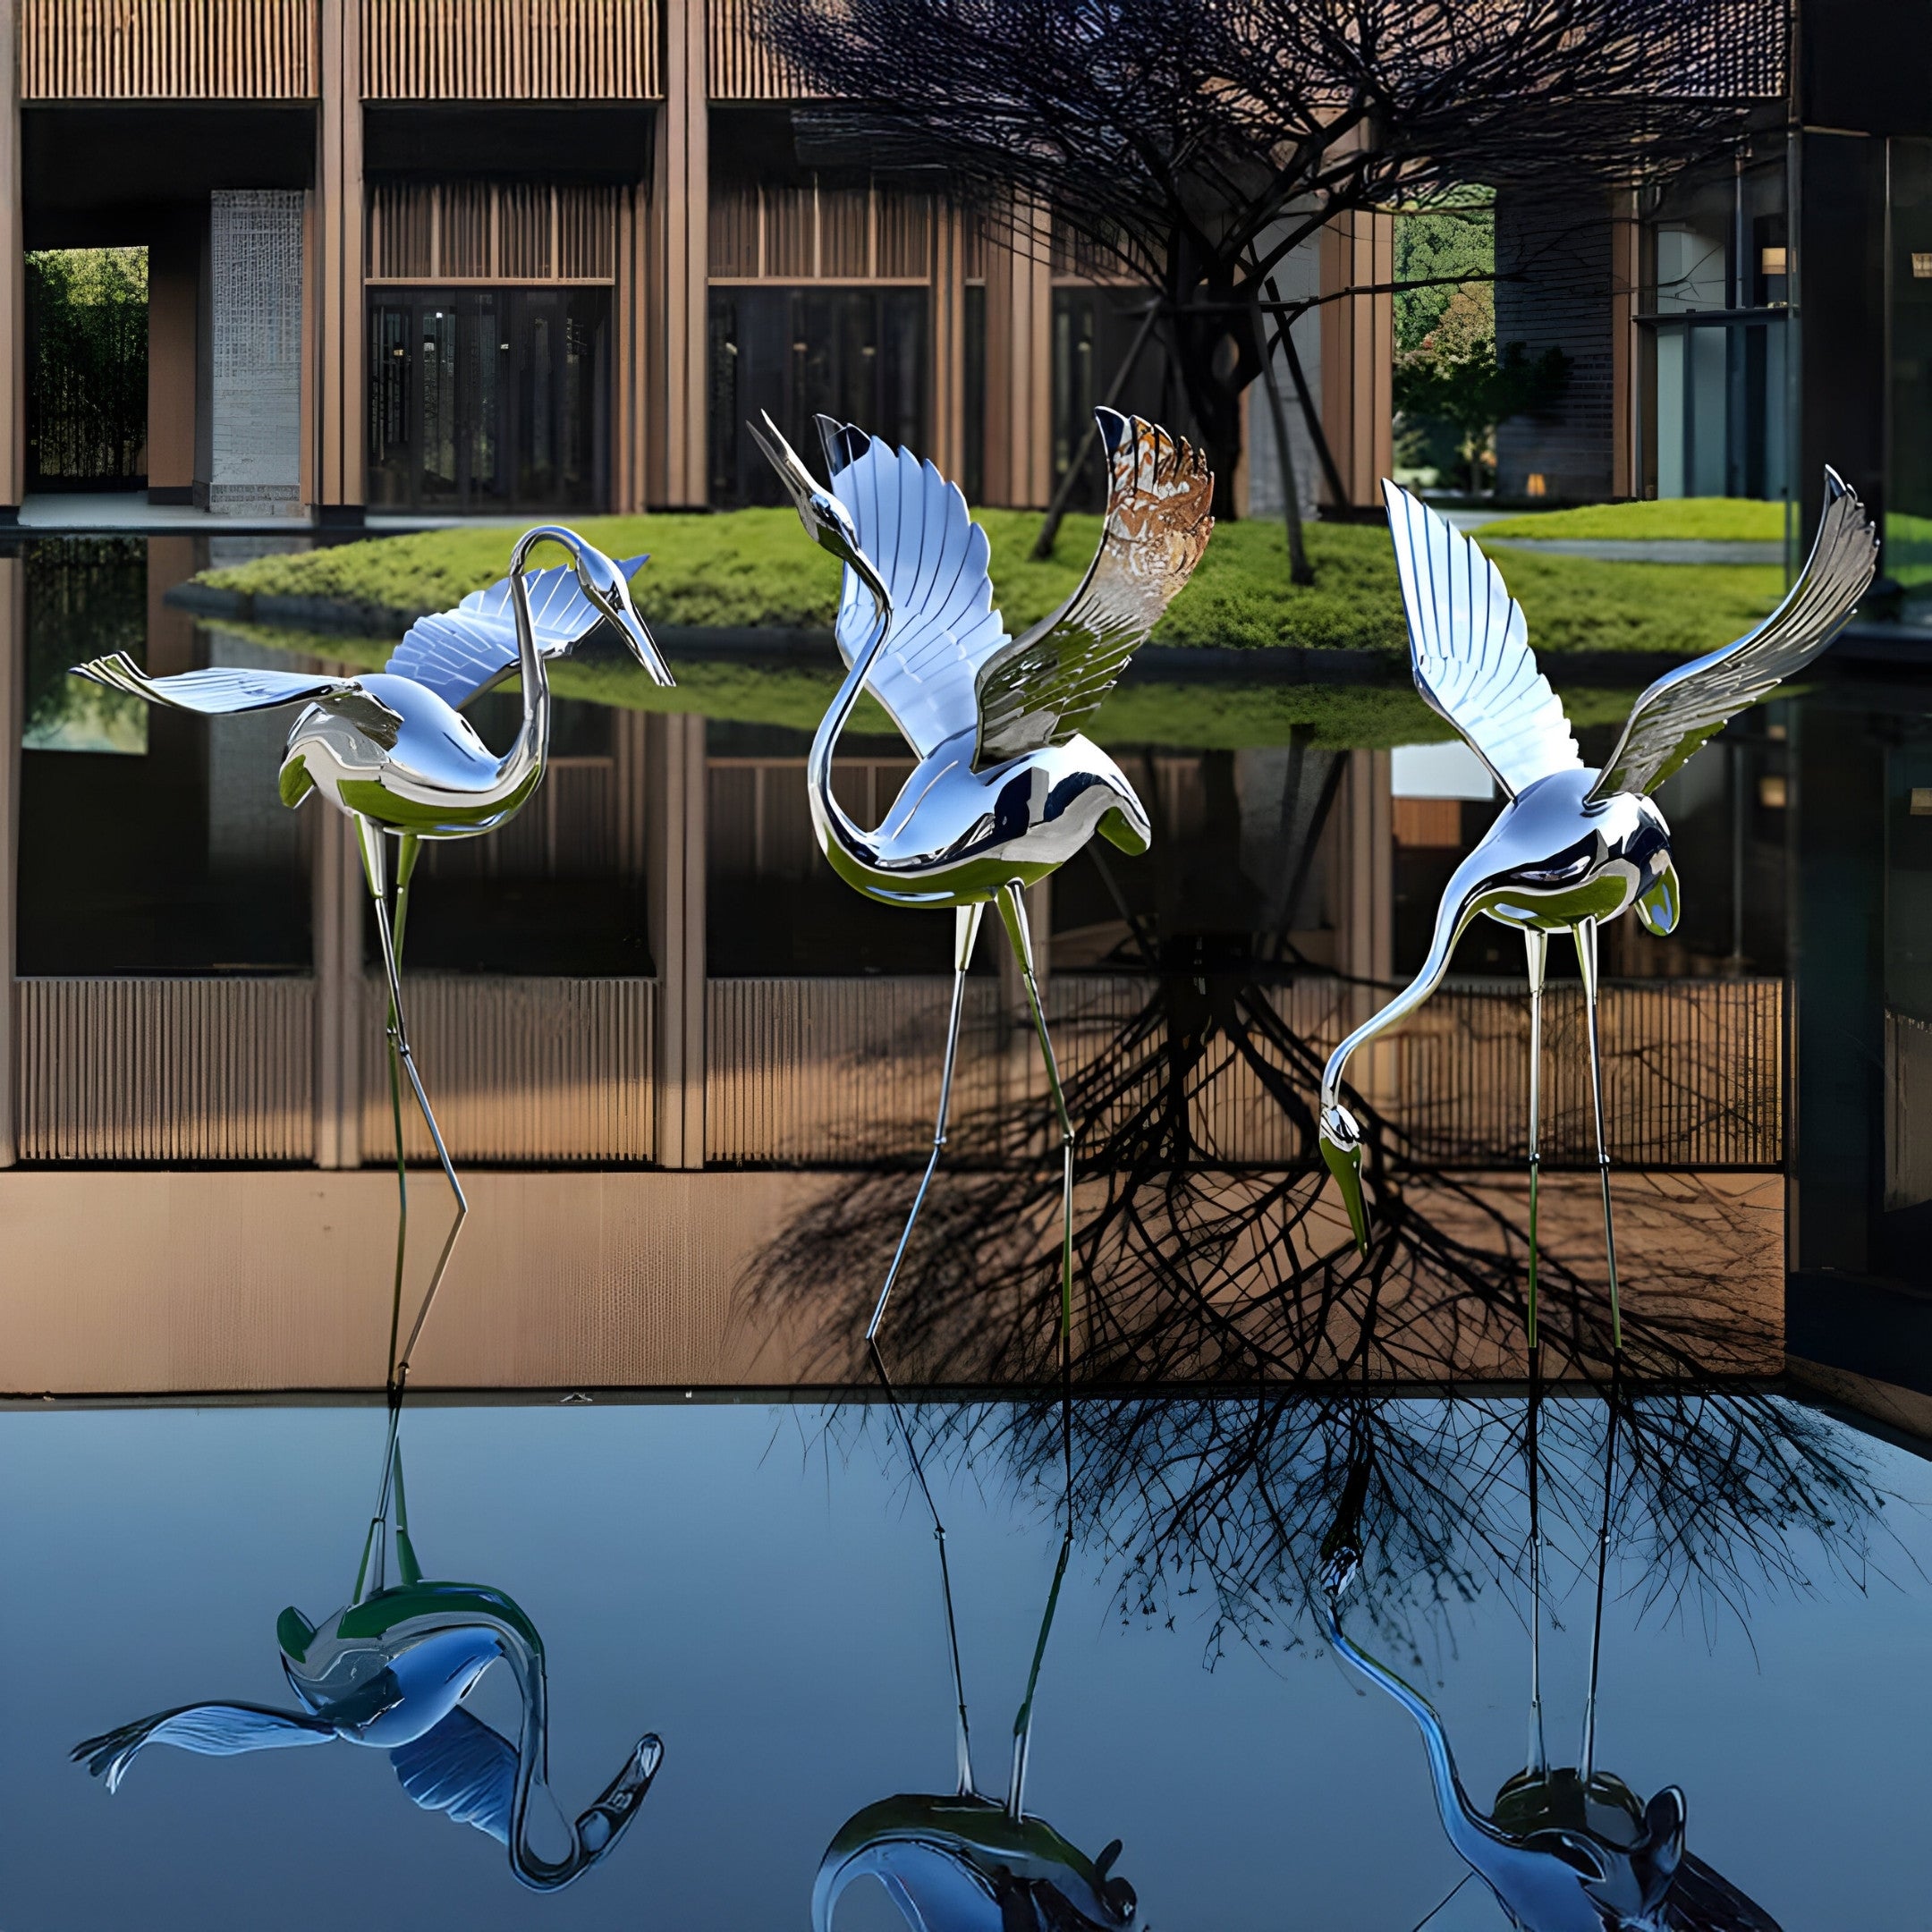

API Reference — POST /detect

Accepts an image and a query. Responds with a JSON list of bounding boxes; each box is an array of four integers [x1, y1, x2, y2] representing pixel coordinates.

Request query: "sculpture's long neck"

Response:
[[807, 563, 893, 864], [1325, 1602, 1494, 1864], [496, 535, 555, 791], [498, 1633, 656, 1891], [1320, 854, 1488, 1115]]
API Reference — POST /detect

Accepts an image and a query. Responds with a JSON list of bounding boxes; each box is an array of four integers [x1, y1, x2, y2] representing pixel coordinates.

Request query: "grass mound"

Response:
[[196, 508, 1786, 661], [1479, 497, 1785, 542]]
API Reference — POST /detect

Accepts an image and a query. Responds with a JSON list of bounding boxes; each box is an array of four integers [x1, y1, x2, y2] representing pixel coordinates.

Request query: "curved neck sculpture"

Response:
[[748, 406, 1209, 1370], [69, 523, 673, 1388], [1318, 474, 1877, 1350], [72, 1437, 662, 1892], [1320, 1392, 1780, 1932]]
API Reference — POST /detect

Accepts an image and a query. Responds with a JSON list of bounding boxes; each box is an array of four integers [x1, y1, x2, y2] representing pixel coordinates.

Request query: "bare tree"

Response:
[[767, 0, 1783, 572]]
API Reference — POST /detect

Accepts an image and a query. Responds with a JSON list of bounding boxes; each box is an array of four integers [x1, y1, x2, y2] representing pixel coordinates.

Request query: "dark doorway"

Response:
[[368, 287, 610, 513], [708, 286, 928, 506], [26, 248, 148, 492], [1051, 285, 1185, 512]]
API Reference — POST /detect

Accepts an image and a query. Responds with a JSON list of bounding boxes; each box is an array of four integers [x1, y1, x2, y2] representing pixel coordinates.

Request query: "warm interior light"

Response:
[[1914, 252, 1932, 280], [1525, 473, 1546, 497], [1759, 775, 1789, 809], [1760, 246, 1787, 276]]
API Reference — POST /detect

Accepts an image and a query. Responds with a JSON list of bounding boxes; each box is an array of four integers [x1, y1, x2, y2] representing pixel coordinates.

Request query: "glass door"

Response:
[[367, 289, 606, 513]]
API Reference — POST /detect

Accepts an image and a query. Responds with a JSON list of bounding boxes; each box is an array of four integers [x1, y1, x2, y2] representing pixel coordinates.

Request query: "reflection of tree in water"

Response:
[[22, 538, 148, 748], [743, 758, 1884, 1657], [894, 1382, 1893, 1668]]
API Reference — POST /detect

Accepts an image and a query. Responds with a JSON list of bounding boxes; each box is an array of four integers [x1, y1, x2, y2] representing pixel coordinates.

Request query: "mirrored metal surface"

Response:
[[71, 1426, 663, 1893], [1320, 478, 1877, 1344]]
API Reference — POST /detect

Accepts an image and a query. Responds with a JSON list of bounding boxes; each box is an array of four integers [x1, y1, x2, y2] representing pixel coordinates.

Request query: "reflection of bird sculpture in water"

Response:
[[751, 407, 1212, 1356], [72, 1433, 664, 1892], [72, 530, 674, 1383], [1319, 474, 1877, 1345], [1320, 1393, 1781, 1931], [814, 1385, 1135, 1932]]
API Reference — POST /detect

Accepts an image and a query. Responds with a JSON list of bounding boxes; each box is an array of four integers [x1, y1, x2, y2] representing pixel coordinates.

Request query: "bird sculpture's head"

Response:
[[1318, 1103, 1369, 1256], [516, 527, 675, 688], [747, 411, 891, 618]]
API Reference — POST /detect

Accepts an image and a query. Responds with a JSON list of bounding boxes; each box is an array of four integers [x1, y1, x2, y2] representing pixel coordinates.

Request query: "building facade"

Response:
[[0, 0, 1398, 523]]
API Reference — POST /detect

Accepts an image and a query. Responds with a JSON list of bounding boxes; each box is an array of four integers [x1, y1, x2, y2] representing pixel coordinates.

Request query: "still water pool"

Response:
[[4, 1394, 1927, 1929]]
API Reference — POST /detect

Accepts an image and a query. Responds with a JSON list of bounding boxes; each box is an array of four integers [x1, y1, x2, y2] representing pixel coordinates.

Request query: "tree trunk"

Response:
[[1251, 300, 1313, 586]]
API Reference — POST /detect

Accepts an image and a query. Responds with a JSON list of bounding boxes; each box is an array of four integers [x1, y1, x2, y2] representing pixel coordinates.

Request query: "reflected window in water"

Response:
[[19, 537, 314, 973]]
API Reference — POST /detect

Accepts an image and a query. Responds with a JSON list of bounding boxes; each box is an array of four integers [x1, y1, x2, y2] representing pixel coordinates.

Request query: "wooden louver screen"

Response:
[[707, 0, 812, 98], [709, 181, 933, 280], [20, 0, 317, 98], [361, 0, 660, 98], [368, 182, 621, 282]]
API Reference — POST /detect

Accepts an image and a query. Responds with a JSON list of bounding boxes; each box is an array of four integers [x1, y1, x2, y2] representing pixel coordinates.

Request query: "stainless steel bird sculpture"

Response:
[[751, 406, 1213, 1356], [72, 1430, 664, 1892], [1319, 475, 1877, 1346], [1320, 1390, 1782, 1931], [72, 529, 674, 1382], [813, 1385, 1135, 1932]]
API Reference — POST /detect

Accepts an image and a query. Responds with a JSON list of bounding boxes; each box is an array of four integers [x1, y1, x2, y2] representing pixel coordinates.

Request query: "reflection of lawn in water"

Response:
[[220, 618, 1682, 750], [195, 511, 1788, 659]]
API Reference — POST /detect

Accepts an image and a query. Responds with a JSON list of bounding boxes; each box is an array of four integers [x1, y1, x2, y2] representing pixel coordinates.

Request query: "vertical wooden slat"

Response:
[[16, 979, 316, 1162], [358, 0, 659, 98], [20, 0, 317, 99]]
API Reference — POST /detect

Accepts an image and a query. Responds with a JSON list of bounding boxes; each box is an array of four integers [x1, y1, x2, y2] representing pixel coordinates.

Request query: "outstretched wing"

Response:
[[1384, 480, 1580, 799], [71, 653, 405, 747], [972, 410, 1212, 771], [385, 555, 648, 710], [1589, 470, 1877, 803], [391, 1706, 516, 1844], [1663, 1852, 1785, 1930], [820, 419, 1007, 758], [72, 1702, 335, 1792]]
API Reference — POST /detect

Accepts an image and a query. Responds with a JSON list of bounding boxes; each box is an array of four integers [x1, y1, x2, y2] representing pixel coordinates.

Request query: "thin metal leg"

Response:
[[997, 884, 1076, 1376], [1523, 928, 1547, 1351], [867, 902, 985, 1345], [1524, 1358, 1546, 1778], [1579, 1382, 1619, 1779], [868, 1338, 976, 1797], [356, 818, 467, 1385], [1008, 1377, 1075, 1821], [1574, 917, 1622, 1351], [354, 1392, 406, 1604]]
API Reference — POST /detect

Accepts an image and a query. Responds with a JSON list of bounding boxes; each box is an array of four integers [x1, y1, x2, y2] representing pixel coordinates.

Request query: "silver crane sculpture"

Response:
[[813, 1385, 1136, 1932], [72, 1428, 664, 1893], [1318, 475, 1877, 1347], [1319, 1389, 1782, 1931], [750, 406, 1213, 1360], [72, 530, 674, 1384]]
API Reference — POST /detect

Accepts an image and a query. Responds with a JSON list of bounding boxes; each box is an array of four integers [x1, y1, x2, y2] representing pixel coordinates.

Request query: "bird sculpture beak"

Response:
[[749, 411, 823, 528], [1318, 1108, 1369, 1256], [612, 597, 674, 689]]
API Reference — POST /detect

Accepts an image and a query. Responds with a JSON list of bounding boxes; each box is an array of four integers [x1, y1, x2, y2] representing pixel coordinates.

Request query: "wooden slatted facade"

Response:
[[20, 0, 316, 99], [706, 0, 808, 99], [368, 181, 624, 282], [360, 0, 659, 99], [708, 180, 933, 283]]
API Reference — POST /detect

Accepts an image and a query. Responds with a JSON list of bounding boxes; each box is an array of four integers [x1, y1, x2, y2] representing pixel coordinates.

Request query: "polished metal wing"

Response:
[[1384, 480, 1581, 799], [71, 652, 405, 746], [72, 1702, 335, 1792], [385, 555, 648, 710], [819, 417, 1007, 759], [392, 1707, 516, 1843], [972, 410, 1212, 771], [1588, 468, 1877, 803]]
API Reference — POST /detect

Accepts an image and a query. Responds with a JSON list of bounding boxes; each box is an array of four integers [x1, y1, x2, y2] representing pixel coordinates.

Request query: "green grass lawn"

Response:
[[199, 509, 1787, 664], [1479, 497, 1786, 542]]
